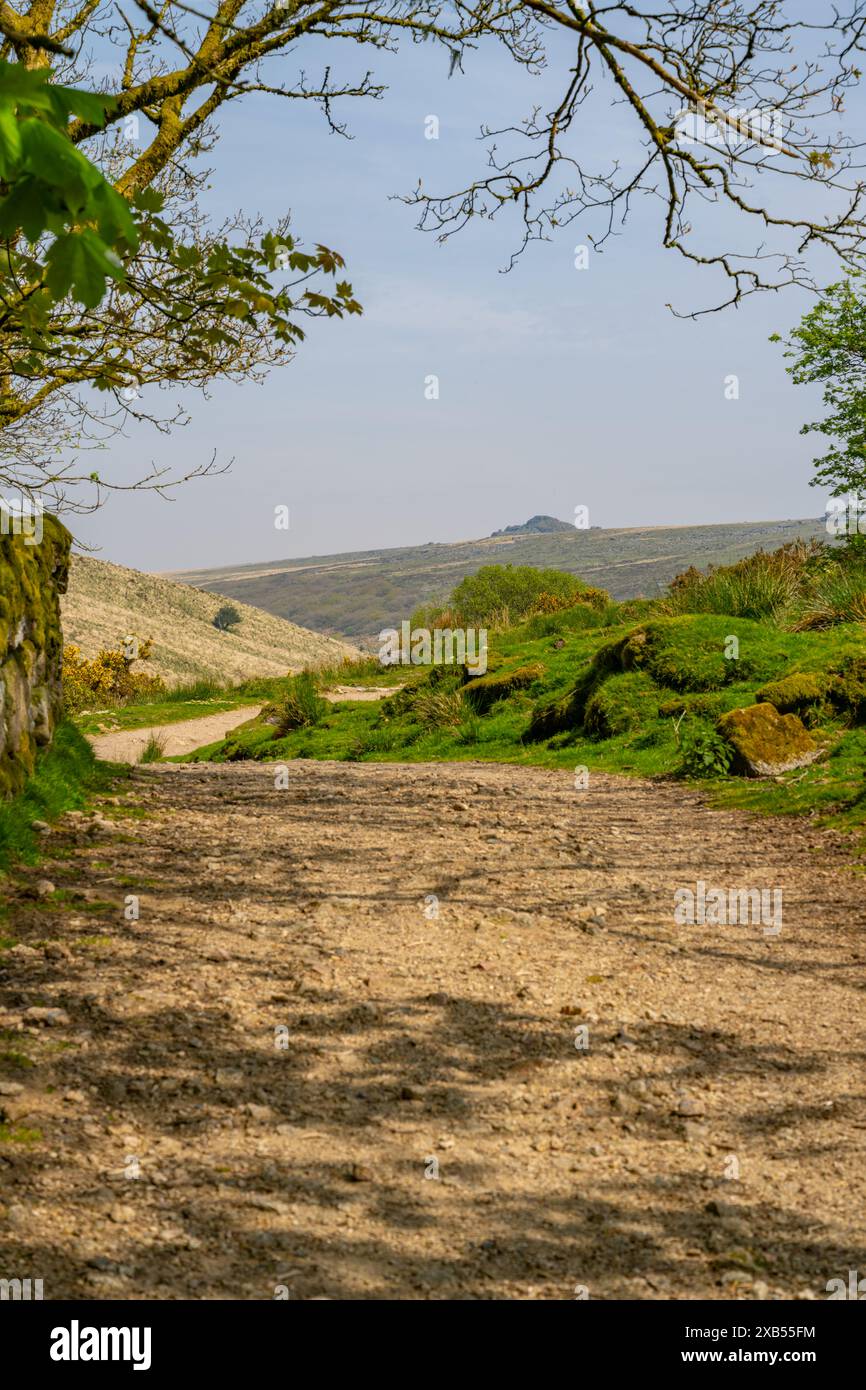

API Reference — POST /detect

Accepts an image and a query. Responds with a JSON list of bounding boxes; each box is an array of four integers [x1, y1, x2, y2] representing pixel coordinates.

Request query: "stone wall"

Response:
[[0, 512, 71, 797]]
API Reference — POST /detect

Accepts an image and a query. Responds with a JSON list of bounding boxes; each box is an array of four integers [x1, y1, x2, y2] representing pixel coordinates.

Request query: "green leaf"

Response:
[[132, 186, 165, 214], [50, 85, 116, 127], [45, 228, 124, 308], [0, 176, 51, 241], [0, 61, 53, 106], [19, 120, 94, 204], [91, 181, 138, 251], [0, 105, 21, 178]]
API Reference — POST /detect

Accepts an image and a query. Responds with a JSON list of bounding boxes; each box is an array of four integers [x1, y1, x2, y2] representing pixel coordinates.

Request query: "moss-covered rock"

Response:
[[583, 671, 659, 738], [756, 672, 827, 714], [716, 703, 819, 777], [462, 662, 545, 712], [0, 513, 71, 798], [828, 655, 866, 725]]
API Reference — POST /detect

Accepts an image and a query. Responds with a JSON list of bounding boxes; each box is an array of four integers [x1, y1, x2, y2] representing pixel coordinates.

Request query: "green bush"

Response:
[[213, 604, 241, 632], [445, 565, 609, 627], [678, 724, 734, 778]]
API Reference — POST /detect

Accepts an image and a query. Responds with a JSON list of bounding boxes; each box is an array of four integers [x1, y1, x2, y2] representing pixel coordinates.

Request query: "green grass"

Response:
[[178, 605, 866, 839], [0, 722, 125, 870], [74, 696, 250, 737], [138, 731, 167, 763]]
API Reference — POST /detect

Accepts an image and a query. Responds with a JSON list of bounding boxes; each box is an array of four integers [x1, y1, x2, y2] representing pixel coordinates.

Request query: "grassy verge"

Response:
[[178, 605, 866, 841], [0, 722, 124, 870]]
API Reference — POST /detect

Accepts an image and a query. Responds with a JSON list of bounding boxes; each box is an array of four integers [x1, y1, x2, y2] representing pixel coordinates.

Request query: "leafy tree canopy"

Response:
[[774, 277, 866, 531]]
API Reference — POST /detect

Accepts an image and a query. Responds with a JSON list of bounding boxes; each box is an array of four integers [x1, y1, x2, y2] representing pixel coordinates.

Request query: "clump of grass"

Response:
[[162, 677, 228, 702], [662, 539, 866, 633], [303, 654, 387, 686], [138, 732, 167, 763], [413, 688, 466, 729], [272, 672, 328, 733], [346, 724, 409, 759], [455, 713, 484, 745], [664, 542, 819, 622], [791, 561, 866, 629]]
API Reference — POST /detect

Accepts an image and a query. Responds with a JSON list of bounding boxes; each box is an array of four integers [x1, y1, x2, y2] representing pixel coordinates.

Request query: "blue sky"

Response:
[[72, 25, 843, 572]]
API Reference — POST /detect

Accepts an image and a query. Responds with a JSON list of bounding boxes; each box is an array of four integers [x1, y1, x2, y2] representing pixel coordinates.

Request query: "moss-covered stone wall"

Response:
[[0, 512, 71, 797]]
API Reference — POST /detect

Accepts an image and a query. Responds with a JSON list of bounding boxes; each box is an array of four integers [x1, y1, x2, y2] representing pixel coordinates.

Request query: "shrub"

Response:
[[270, 672, 327, 733], [213, 604, 241, 632], [678, 724, 734, 778], [63, 639, 165, 714], [530, 587, 608, 615], [447, 565, 609, 627]]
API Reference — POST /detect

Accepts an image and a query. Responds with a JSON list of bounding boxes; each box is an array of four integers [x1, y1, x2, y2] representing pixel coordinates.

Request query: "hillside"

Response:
[[61, 554, 358, 685], [170, 516, 827, 643]]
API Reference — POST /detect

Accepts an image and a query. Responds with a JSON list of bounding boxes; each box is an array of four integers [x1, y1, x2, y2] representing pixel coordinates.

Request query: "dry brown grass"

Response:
[[61, 554, 359, 687]]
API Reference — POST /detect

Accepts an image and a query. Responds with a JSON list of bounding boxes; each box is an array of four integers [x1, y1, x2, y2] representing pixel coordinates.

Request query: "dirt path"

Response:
[[88, 706, 261, 763], [87, 688, 399, 764], [324, 685, 402, 702], [1, 760, 863, 1300]]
